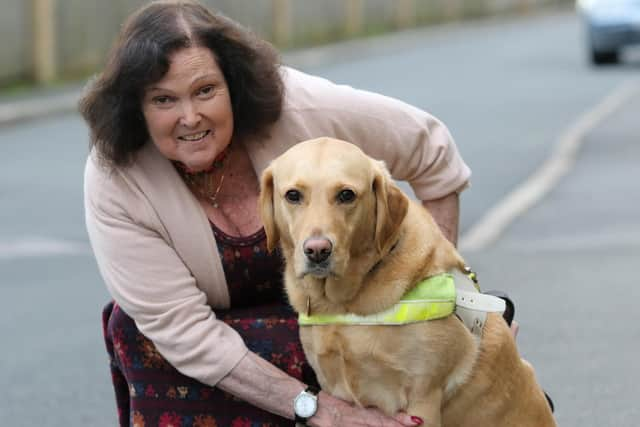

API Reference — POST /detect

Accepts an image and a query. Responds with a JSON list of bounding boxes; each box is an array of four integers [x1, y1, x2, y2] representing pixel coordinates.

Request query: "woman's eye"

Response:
[[198, 85, 215, 97], [285, 190, 302, 204], [337, 189, 356, 204], [152, 95, 173, 105]]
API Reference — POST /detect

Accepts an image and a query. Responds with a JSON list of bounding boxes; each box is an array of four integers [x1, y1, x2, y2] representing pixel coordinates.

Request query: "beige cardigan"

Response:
[[84, 67, 471, 386]]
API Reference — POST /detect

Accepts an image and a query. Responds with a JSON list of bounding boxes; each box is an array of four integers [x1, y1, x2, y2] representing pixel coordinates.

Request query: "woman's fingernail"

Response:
[[411, 416, 424, 425]]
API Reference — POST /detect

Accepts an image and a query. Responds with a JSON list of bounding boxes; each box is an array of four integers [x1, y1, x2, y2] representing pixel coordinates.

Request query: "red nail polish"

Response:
[[411, 416, 424, 425]]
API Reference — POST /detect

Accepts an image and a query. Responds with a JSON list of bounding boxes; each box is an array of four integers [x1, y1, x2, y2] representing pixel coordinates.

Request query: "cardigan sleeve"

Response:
[[84, 157, 248, 386], [276, 68, 471, 201]]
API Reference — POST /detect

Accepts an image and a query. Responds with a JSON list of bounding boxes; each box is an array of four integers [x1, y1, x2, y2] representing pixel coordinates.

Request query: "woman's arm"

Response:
[[422, 192, 460, 246], [84, 158, 247, 385], [277, 68, 471, 204], [218, 352, 423, 427]]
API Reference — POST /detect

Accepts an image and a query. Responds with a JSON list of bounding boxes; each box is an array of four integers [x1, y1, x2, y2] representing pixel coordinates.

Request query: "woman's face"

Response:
[[142, 46, 234, 172]]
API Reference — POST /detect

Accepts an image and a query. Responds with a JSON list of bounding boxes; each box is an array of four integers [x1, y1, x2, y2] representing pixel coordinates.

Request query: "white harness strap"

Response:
[[452, 269, 506, 337]]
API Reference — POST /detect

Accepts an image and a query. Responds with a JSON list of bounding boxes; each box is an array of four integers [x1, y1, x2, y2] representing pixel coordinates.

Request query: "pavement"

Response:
[[0, 82, 84, 127]]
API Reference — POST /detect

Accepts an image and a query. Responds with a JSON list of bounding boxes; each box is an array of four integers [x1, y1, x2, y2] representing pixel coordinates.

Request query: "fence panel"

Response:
[[0, 0, 32, 84], [56, 0, 147, 77], [204, 0, 274, 40]]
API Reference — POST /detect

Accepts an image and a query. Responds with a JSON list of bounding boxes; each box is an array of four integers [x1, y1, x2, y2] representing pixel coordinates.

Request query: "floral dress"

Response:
[[102, 223, 317, 427]]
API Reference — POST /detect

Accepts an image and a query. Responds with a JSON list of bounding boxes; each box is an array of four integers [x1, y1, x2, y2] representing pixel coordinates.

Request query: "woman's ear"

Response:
[[258, 167, 280, 252], [373, 162, 409, 254]]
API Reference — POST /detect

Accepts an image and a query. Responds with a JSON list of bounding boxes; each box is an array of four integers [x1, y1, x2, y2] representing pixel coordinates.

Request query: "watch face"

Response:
[[294, 393, 317, 418]]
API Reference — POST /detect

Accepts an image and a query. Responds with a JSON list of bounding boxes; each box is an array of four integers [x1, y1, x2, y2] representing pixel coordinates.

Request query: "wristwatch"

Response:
[[293, 385, 320, 425]]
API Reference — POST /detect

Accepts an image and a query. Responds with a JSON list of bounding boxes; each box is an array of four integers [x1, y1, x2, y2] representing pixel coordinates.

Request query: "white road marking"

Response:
[[0, 236, 90, 259], [501, 229, 640, 252], [459, 79, 640, 252]]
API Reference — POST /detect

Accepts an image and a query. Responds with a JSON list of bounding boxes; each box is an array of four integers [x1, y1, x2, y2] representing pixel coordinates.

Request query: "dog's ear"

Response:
[[373, 162, 409, 254], [258, 167, 280, 252]]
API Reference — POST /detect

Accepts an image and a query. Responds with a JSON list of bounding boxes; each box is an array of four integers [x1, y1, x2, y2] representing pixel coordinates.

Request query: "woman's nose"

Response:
[[179, 101, 201, 128]]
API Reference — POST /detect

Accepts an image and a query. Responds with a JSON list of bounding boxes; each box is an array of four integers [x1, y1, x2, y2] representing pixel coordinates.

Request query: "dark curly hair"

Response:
[[79, 0, 284, 169]]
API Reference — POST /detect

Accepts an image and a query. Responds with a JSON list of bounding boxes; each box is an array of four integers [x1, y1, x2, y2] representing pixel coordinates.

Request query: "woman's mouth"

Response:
[[178, 130, 210, 142]]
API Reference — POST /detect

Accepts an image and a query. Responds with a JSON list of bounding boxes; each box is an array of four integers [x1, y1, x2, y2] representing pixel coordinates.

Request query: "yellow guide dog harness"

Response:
[[298, 268, 505, 337]]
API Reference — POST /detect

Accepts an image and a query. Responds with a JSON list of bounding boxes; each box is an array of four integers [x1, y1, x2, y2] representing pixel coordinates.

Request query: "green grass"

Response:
[[0, 79, 36, 97], [0, 72, 94, 101]]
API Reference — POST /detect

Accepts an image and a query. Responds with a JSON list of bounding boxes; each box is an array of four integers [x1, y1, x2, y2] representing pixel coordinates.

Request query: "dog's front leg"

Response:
[[406, 388, 443, 427]]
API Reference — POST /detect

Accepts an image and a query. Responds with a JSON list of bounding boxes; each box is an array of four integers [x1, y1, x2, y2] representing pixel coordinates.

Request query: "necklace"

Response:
[[175, 147, 230, 208]]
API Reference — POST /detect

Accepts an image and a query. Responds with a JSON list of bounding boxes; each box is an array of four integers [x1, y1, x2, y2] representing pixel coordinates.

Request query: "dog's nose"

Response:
[[303, 237, 332, 263]]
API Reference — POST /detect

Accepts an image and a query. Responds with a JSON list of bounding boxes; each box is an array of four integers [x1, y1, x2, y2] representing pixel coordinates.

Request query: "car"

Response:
[[577, 0, 640, 64]]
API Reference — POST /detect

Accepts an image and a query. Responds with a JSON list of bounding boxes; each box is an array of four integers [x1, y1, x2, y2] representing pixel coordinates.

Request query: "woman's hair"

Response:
[[79, 0, 284, 169]]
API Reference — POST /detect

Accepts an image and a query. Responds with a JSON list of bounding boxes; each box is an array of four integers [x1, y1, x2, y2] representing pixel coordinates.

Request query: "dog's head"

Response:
[[259, 138, 408, 286]]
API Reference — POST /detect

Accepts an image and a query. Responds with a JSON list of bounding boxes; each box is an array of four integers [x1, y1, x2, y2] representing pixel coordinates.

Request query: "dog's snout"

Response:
[[303, 237, 333, 263]]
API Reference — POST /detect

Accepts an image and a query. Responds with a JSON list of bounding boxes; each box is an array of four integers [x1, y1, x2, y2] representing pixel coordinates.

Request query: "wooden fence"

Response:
[[0, 0, 570, 87]]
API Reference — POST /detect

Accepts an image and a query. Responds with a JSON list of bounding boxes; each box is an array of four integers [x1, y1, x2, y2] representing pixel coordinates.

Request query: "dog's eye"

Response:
[[337, 189, 356, 204], [285, 189, 302, 203]]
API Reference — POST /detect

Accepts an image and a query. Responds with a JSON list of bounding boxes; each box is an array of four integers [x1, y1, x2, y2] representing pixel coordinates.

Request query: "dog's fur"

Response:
[[259, 137, 556, 426]]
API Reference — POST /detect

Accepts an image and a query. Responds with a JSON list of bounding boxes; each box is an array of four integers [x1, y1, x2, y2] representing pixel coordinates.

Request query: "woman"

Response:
[[81, 1, 470, 425]]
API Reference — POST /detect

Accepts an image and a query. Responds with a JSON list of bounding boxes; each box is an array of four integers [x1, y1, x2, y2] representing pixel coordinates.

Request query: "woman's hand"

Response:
[[310, 391, 424, 427], [510, 320, 520, 338]]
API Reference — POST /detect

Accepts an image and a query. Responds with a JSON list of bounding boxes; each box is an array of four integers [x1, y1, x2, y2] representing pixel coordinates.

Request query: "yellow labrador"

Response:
[[259, 137, 556, 426]]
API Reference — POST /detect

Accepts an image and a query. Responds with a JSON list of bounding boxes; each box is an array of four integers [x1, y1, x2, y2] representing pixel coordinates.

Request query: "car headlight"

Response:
[[577, 0, 598, 10]]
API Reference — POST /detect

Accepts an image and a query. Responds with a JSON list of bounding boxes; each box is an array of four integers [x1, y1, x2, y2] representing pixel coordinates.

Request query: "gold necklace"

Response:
[[175, 148, 230, 208], [204, 170, 225, 208], [179, 166, 226, 208]]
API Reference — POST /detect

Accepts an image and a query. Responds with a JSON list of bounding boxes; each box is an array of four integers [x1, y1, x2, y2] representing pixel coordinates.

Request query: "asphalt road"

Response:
[[1, 8, 639, 426]]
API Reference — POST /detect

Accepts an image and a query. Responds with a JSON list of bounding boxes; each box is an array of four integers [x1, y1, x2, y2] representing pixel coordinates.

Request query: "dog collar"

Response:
[[298, 274, 457, 326], [298, 268, 505, 336]]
